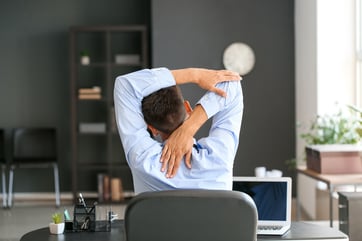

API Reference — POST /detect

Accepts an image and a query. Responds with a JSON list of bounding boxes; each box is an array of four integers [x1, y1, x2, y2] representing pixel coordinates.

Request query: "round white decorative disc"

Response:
[[223, 42, 255, 75]]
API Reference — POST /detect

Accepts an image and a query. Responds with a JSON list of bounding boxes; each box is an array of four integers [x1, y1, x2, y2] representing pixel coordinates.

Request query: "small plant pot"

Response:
[[80, 56, 90, 65], [49, 222, 65, 234]]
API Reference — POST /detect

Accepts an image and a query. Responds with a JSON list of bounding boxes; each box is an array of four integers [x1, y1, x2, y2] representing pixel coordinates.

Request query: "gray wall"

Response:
[[0, 0, 296, 192], [152, 0, 296, 180], [0, 0, 150, 192]]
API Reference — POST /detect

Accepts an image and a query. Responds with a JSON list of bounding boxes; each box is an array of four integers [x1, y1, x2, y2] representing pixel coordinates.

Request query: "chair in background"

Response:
[[125, 189, 258, 241], [8, 128, 60, 207], [0, 129, 7, 208]]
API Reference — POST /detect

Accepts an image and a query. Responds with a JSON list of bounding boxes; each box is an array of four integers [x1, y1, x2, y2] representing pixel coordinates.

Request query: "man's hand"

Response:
[[160, 105, 208, 178], [172, 68, 242, 97], [160, 124, 194, 178]]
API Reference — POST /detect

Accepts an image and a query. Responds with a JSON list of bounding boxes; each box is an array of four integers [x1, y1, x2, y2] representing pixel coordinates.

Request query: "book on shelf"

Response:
[[103, 175, 111, 202], [97, 173, 124, 203], [114, 54, 140, 64], [78, 94, 102, 100], [97, 173, 105, 203], [79, 123, 106, 133], [78, 86, 102, 94], [97, 174, 124, 203], [78, 86, 102, 99], [111, 177, 124, 201]]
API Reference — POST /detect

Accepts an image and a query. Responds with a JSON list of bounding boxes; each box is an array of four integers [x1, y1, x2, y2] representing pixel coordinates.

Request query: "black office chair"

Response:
[[8, 128, 60, 207], [125, 189, 258, 241], [0, 129, 7, 208]]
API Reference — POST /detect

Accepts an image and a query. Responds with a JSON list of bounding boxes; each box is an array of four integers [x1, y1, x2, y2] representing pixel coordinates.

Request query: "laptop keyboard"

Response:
[[258, 225, 283, 231]]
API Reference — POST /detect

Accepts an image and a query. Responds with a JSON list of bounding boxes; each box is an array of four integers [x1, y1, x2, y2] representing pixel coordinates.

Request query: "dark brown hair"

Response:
[[142, 86, 186, 135]]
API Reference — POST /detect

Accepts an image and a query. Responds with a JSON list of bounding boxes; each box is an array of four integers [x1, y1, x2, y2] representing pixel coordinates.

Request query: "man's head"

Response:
[[142, 86, 191, 140]]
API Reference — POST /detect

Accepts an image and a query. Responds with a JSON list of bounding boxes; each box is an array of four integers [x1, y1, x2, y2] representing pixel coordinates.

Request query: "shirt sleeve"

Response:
[[114, 69, 243, 192], [194, 80, 243, 170], [113, 68, 175, 169]]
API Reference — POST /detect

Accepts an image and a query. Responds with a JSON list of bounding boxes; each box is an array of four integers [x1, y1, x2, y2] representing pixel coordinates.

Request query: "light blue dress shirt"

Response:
[[114, 68, 243, 194]]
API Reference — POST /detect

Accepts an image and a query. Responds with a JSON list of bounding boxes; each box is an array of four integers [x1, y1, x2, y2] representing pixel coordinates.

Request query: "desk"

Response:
[[297, 167, 362, 227], [20, 221, 348, 241], [20, 220, 125, 241]]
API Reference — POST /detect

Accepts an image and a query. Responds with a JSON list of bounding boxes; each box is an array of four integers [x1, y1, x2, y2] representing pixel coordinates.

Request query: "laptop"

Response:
[[232, 176, 292, 236]]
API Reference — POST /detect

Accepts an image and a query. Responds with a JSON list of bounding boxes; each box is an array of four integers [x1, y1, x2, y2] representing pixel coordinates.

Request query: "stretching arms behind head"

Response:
[[114, 68, 243, 193]]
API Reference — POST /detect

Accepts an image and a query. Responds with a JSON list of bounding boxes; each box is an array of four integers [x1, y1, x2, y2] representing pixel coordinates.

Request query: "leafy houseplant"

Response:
[[347, 105, 362, 138], [286, 107, 362, 169], [52, 213, 63, 224], [49, 212, 64, 234], [300, 109, 361, 145]]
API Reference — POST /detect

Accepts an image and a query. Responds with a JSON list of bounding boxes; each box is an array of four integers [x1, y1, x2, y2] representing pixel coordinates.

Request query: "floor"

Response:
[[0, 198, 337, 241], [0, 200, 126, 241]]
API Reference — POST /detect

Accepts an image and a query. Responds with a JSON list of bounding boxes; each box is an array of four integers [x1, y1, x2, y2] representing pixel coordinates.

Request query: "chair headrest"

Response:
[[125, 189, 258, 241]]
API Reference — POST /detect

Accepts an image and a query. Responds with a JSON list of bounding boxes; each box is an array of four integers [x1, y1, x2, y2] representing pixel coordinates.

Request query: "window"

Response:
[[317, 0, 356, 115], [357, 0, 362, 108]]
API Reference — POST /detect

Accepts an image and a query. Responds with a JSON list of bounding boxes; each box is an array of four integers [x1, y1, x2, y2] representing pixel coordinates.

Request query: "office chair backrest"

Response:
[[125, 189, 258, 241], [13, 128, 57, 161]]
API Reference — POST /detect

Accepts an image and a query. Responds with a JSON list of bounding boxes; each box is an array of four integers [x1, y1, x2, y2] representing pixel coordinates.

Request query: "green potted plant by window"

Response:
[[287, 106, 362, 173], [301, 108, 362, 174], [300, 108, 360, 145], [347, 105, 362, 137], [49, 212, 64, 234]]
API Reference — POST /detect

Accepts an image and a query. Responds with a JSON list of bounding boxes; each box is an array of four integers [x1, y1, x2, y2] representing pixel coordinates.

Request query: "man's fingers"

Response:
[[161, 145, 168, 162], [167, 151, 182, 178], [185, 152, 192, 169], [161, 149, 171, 172], [168, 157, 181, 178], [166, 157, 175, 178], [161, 145, 172, 171], [161, 158, 168, 172], [211, 86, 227, 97], [221, 70, 242, 80]]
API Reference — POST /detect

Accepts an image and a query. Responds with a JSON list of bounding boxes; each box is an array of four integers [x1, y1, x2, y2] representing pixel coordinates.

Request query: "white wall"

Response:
[[295, 0, 318, 161], [295, 0, 318, 219], [295, 0, 356, 219]]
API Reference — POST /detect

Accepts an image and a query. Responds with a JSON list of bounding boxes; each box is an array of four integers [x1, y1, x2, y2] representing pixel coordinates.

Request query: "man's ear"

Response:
[[147, 124, 159, 137], [184, 100, 193, 115]]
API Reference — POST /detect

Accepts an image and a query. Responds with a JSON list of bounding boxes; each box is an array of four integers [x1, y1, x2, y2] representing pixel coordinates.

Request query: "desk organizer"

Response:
[[65, 204, 111, 232]]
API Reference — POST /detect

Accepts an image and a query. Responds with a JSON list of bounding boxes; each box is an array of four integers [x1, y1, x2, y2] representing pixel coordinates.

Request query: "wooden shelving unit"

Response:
[[69, 25, 148, 202]]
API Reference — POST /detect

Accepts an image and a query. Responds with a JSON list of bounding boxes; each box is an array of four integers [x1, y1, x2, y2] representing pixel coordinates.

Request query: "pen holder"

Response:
[[64, 221, 73, 232], [73, 204, 96, 232]]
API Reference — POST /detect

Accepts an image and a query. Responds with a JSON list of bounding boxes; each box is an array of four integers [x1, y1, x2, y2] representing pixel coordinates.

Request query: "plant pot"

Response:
[[80, 56, 90, 65], [49, 222, 65, 234], [306, 144, 362, 174]]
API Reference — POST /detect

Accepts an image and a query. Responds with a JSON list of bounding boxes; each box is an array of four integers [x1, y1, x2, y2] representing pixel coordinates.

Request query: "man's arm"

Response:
[[114, 68, 175, 165], [115, 67, 240, 179], [171, 68, 241, 97], [161, 69, 242, 178]]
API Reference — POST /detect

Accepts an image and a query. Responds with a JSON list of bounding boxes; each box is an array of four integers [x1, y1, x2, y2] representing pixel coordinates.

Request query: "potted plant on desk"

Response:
[[49, 212, 64, 234]]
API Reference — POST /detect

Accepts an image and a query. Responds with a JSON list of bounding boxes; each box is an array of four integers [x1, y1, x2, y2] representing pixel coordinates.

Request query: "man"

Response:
[[114, 67, 243, 194]]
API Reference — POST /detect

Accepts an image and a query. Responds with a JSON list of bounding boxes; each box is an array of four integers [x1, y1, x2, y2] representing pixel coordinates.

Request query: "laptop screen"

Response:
[[232, 177, 289, 221]]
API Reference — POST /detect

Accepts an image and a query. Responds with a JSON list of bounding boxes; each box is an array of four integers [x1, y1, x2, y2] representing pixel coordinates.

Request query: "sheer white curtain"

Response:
[[357, 0, 362, 108]]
